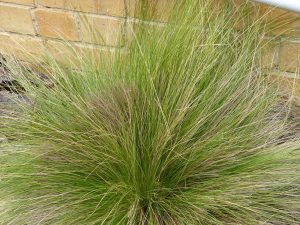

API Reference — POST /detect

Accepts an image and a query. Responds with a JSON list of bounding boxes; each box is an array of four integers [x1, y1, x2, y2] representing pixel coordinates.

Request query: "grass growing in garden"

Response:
[[1, 0, 300, 224]]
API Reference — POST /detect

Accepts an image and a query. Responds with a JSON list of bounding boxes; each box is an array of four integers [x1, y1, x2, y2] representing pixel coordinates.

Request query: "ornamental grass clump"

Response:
[[1, 0, 300, 224]]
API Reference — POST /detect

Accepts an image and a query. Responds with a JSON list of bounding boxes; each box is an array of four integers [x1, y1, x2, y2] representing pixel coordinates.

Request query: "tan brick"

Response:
[[0, 32, 44, 62], [258, 5, 300, 36], [44, 40, 81, 65], [35, 9, 79, 41], [80, 14, 124, 46], [261, 40, 278, 70], [0, 0, 34, 5], [0, 3, 35, 34], [128, 0, 175, 21], [39, 0, 125, 17], [125, 20, 166, 46], [270, 73, 300, 98], [279, 42, 300, 73], [45, 39, 117, 66]]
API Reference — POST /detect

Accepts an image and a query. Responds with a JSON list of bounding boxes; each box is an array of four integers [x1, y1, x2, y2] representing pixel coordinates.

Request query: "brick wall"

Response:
[[259, 6, 300, 100], [0, 0, 129, 63], [0, 0, 299, 98]]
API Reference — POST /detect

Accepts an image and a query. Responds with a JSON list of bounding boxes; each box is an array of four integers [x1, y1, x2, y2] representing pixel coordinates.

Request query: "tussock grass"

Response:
[[1, 0, 300, 224]]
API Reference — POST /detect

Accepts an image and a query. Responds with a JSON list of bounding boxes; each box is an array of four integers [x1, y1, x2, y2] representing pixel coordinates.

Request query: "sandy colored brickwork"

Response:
[[0, 0, 299, 98]]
